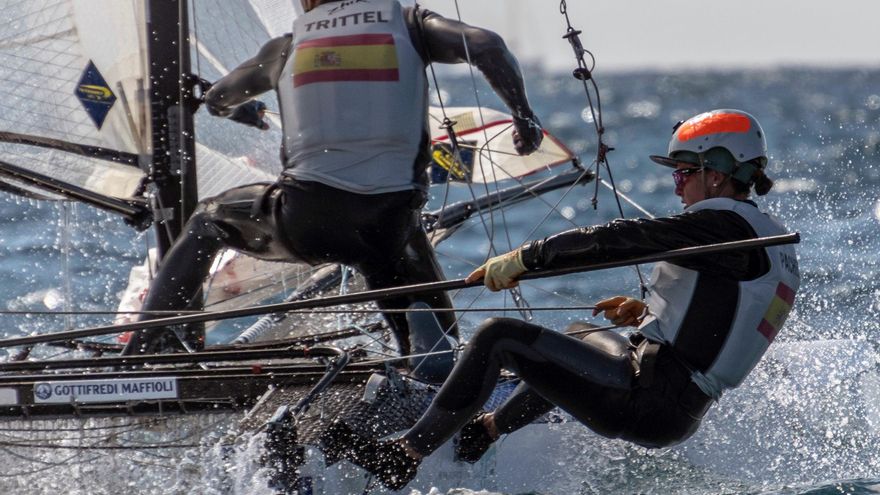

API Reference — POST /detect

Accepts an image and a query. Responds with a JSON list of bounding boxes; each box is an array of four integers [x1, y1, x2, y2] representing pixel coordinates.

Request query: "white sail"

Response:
[[0, 0, 291, 204], [0, 0, 148, 199], [248, 0, 301, 38], [69, 0, 150, 155], [430, 106, 575, 184]]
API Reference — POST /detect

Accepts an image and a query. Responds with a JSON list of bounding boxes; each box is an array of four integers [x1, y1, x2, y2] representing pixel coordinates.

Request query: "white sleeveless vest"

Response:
[[640, 198, 800, 399], [278, 0, 428, 194]]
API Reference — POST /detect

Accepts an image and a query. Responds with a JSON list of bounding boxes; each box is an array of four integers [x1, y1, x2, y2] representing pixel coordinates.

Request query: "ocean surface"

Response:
[[2, 67, 880, 494]]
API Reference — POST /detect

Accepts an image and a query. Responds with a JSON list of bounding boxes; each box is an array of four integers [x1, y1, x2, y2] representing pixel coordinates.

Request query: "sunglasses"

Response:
[[672, 167, 703, 189]]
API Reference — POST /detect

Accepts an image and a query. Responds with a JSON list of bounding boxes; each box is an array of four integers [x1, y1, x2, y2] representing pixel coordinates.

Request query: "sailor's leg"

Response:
[[123, 183, 295, 355], [491, 323, 635, 433], [121, 210, 226, 354], [403, 317, 635, 456], [278, 179, 456, 360], [361, 221, 458, 360], [364, 225, 458, 377], [351, 210, 457, 359]]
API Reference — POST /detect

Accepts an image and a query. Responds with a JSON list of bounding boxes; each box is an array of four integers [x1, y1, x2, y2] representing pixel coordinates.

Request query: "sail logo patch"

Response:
[[293, 34, 399, 87], [430, 141, 476, 183], [33, 377, 179, 404], [75, 60, 116, 130], [757, 282, 795, 342]]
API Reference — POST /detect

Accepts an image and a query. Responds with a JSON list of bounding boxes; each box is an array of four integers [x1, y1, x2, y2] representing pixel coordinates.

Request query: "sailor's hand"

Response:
[[592, 296, 647, 327], [466, 249, 527, 292], [512, 113, 543, 155], [230, 100, 270, 130]]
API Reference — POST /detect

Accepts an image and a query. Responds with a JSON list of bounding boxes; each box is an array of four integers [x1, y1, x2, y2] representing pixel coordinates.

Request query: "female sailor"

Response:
[[326, 109, 801, 490]]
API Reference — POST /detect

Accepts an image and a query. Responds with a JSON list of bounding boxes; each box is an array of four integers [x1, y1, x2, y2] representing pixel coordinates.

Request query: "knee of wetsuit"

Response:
[[407, 302, 456, 383], [184, 209, 229, 241], [469, 317, 523, 348]]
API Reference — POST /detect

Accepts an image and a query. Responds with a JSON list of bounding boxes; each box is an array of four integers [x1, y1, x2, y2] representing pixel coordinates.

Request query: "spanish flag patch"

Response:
[[757, 282, 795, 342], [293, 34, 399, 87]]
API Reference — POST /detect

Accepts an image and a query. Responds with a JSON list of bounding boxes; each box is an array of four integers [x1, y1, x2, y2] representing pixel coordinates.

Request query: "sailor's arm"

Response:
[[204, 35, 292, 117], [467, 209, 767, 291], [415, 10, 542, 154], [521, 209, 767, 280]]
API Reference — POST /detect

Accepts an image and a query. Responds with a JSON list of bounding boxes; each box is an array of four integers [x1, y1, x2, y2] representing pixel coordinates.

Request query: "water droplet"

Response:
[[580, 108, 594, 123]]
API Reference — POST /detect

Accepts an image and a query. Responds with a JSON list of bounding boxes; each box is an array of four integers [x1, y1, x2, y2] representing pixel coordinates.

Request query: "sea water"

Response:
[[1, 68, 879, 494]]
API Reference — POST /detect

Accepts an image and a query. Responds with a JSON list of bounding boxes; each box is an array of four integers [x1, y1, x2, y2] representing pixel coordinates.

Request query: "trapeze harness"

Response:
[[403, 199, 800, 453]]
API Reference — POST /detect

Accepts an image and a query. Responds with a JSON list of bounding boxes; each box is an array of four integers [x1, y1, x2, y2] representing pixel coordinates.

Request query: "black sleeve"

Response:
[[404, 7, 536, 120], [204, 35, 292, 117], [520, 209, 770, 281]]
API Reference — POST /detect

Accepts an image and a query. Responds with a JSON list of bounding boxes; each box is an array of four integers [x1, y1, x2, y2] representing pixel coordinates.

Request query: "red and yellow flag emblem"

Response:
[[293, 34, 399, 87], [757, 282, 795, 342]]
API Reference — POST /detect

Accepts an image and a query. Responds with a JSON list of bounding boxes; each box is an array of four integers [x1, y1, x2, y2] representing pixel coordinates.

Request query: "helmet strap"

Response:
[[698, 154, 715, 199], [698, 153, 732, 199]]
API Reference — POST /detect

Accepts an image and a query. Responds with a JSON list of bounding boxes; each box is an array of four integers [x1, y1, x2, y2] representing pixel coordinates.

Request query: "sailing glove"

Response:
[[230, 100, 270, 130], [466, 248, 527, 291], [592, 296, 647, 327], [512, 112, 543, 155]]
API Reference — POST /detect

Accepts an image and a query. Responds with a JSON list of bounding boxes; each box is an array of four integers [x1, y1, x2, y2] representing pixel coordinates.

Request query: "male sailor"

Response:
[[121, 0, 544, 381], [325, 109, 800, 490]]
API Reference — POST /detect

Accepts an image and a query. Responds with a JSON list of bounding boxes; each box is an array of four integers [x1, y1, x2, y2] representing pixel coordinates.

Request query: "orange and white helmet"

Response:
[[650, 109, 768, 184]]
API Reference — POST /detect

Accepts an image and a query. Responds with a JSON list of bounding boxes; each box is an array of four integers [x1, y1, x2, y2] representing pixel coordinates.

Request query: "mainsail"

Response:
[[0, 0, 148, 202], [0, 0, 279, 215]]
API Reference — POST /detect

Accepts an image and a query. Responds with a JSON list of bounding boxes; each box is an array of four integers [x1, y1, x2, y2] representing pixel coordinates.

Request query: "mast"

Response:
[[145, 0, 199, 260]]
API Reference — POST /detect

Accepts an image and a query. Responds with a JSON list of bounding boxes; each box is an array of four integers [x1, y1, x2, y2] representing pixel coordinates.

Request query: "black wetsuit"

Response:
[[405, 207, 767, 453], [122, 4, 542, 356]]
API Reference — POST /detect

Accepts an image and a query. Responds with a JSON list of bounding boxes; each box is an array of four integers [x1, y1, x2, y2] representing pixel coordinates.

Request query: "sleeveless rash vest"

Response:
[[639, 198, 801, 399], [278, 0, 428, 194]]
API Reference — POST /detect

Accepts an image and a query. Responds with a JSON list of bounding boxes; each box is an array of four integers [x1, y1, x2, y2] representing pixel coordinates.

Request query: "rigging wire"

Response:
[[409, 2, 512, 345], [0, 447, 96, 477], [0, 414, 236, 472], [190, 0, 203, 80], [61, 201, 73, 332], [0, 418, 171, 433], [420, 1, 536, 320], [600, 178, 657, 219], [558, 0, 650, 298], [450, 0, 535, 320]]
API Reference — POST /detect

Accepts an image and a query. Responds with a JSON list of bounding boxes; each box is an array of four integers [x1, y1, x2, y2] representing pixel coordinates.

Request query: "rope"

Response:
[[355, 323, 622, 368], [558, 0, 650, 298], [0, 305, 599, 318]]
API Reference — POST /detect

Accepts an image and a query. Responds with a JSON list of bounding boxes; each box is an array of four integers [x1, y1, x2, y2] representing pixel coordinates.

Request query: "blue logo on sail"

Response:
[[430, 141, 476, 183], [75, 60, 116, 129]]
